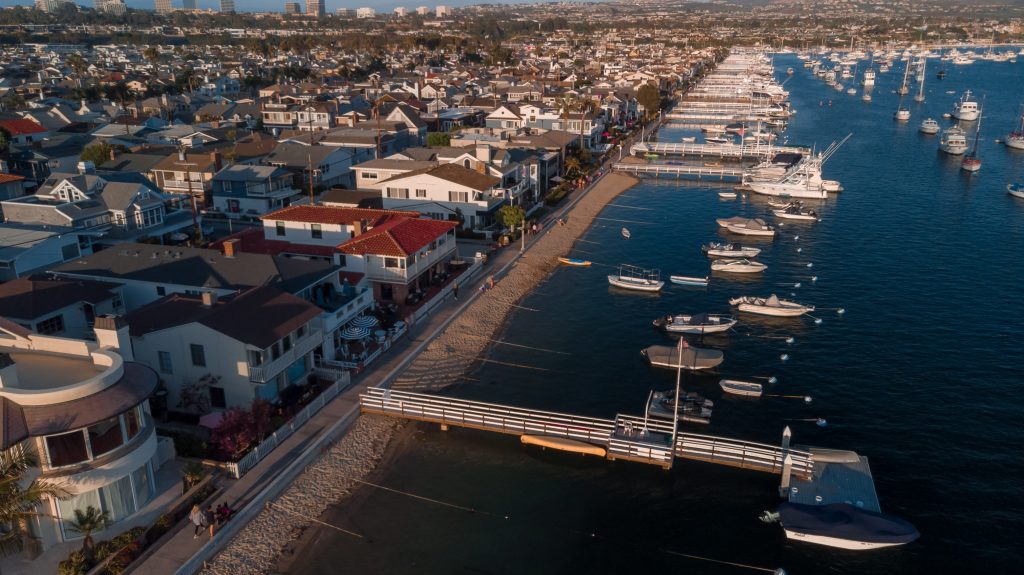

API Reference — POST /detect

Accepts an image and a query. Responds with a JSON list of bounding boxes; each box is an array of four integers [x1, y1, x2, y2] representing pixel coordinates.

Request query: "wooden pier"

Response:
[[611, 162, 745, 181], [631, 142, 807, 159]]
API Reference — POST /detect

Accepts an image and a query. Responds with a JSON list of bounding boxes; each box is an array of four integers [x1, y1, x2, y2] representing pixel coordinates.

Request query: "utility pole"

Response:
[[307, 109, 316, 204], [176, 146, 201, 242]]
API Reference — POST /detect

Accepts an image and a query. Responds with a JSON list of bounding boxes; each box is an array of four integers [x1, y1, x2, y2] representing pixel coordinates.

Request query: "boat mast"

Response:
[[671, 338, 683, 445], [916, 59, 926, 102], [969, 105, 983, 159]]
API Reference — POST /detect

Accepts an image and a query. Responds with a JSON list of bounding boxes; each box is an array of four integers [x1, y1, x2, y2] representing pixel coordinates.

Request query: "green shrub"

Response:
[[161, 430, 208, 458], [58, 551, 86, 575]]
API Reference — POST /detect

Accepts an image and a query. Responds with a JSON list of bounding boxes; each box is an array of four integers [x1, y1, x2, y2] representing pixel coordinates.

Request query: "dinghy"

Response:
[[729, 294, 814, 317], [702, 242, 761, 258], [1009, 182, 1024, 199], [653, 313, 737, 334], [718, 191, 738, 199], [711, 258, 767, 273], [719, 379, 764, 397], [774, 502, 920, 550], [669, 275, 709, 287], [608, 264, 663, 292], [641, 345, 724, 370], [716, 216, 776, 237], [557, 257, 592, 266]]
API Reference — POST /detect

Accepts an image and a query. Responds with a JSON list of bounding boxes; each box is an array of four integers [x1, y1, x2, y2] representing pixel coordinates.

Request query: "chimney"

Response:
[[222, 238, 240, 258], [475, 144, 491, 163], [353, 219, 367, 237], [178, 149, 186, 162], [109, 146, 117, 162], [94, 315, 134, 361], [211, 151, 223, 172], [201, 291, 218, 308]]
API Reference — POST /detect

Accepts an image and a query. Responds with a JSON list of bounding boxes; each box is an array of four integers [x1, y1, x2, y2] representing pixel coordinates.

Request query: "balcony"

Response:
[[247, 327, 323, 383], [320, 288, 374, 334], [161, 179, 210, 193], [491, 179, 529, 199]]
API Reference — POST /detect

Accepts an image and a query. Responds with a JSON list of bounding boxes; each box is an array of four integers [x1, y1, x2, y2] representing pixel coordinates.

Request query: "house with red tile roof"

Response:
[[0, 119, 48, 145]]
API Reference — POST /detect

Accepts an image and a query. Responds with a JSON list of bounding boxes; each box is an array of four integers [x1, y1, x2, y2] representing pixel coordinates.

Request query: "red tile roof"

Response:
[[209, 227, 335, 257], [0, 173, 24, 185], [0, 119, 46, 136], [262, 205, 419, 226], [338, 217, 457, 258]]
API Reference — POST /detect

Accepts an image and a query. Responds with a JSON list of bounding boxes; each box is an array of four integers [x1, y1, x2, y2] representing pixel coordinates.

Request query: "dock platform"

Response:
[[786, 448, 882, 512], [612, 162, 745, 181]]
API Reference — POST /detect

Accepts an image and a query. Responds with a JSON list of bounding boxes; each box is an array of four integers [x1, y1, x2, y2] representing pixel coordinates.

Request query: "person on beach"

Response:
[[204, 505, 216, 538], [190, 504, 205, 539]]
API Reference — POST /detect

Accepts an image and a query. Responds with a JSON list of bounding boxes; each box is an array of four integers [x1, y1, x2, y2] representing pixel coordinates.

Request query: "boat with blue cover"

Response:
[[774, 502, 920, 550]]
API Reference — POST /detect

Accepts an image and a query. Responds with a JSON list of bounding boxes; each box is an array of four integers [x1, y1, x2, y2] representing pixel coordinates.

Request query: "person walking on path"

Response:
[[190, 504, 205, 539], [452, 281, 459, 300], [204, 505, 216, 538]]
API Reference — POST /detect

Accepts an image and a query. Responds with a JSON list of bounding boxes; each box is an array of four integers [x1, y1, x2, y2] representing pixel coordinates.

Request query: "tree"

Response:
[[80, 142, 113, 166], [498, 204, 525, 232], [209, 400, 274, 461], [0, 448, 66, 558], [636, 83, 661, 120], [66, 506, 110, 567], [143, 46, 160, 66], [426, 132, 450, 147], [564, 156, 582, 176]]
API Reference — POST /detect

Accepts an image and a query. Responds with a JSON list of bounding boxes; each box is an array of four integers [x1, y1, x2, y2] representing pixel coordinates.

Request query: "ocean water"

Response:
[[291, 55, 1024, 574]]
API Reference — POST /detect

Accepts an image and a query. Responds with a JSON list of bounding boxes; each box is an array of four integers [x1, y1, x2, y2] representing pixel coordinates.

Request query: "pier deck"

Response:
[[786, 449, 882, 512], [612, 162, 745, 181], [632, 142, 807, 159]]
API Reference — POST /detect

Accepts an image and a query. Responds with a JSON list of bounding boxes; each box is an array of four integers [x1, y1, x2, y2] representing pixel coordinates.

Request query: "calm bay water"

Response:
[[293, 55, 1024, 574]]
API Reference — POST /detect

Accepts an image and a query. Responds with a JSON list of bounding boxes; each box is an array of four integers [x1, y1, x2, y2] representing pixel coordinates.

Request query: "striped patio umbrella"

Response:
[[350, 315, 379, 328], [341, 326, 370, 340]]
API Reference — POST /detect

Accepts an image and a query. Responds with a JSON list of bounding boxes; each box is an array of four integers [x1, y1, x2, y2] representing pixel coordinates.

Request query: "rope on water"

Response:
[[266, 501, 365, 539], [604, 203, 657, 211], [466, 335, 572, 356], [447, 352, 551, 371]]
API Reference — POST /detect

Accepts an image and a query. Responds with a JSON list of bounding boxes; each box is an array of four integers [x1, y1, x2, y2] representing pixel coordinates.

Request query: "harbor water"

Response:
[[290, 55, 1024, 574]]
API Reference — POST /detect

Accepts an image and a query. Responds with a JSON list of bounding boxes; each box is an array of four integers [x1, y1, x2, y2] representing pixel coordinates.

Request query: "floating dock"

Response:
[[611, 162, 745, 181], [631, 142, 808, 160]]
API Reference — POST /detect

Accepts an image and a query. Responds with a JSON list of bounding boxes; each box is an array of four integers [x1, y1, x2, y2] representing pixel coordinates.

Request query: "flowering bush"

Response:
[[209, 400, 274, 461]]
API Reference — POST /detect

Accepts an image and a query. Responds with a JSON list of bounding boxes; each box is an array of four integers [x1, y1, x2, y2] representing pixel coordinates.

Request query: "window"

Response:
[[282, 334, 292, 352], [276, 221, 285, 236], [363, 172, 378, 180], [415, 189, 427, 198], [448, 191, 469, 203], [463, 159, 472, 168], [271, 342, 281, 360], [386, 187, 409, 199], [157, 351, 173, 374], [383, 257, 400, 269], [61, 242, 79, 261], [190, 344, 206, 367], [36, 315, 65, 335], [248, 349, 263, 367], [156, 286, 166, 296], [136, 209, 163, 228], [311, 224, 322, 239], [296, 324, 306, 339], [209, 386, 226, 409], [111, 292, 123, 310], [87, 417, 124, 458], [46, 431, 89, 467], [124, 406, 142, 440]]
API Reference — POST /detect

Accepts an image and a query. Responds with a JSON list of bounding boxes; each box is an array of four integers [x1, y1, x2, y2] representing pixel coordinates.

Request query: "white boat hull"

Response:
[[706, 248, 761, 258], [608, 275, 664, 292], [737, 303, 808, 316], [940, 144, 968, 155], [724, 224, 776, 236], [748, 182, 828, 199], [773, 210, 819, 221], [669, 276, 709, 287], [952, 110, 979, 121], [1005, 136, 1024, 150], [719, 379, 763, 397], [783, 529, 907, 551], [711, 261, 767, 273]]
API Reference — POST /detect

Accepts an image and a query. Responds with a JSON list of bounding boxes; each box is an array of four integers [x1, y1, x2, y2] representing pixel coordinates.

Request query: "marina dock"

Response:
[[359, 388, 882, 509], [631, 141, 808, 159], [611, 162, 745, 181]]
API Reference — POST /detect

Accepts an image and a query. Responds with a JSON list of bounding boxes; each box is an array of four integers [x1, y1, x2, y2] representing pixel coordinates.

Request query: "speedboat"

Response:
[[711, 258, 767, 273], [939, 126, 969, 155], [718, 191, 737, 199], [702, 242, 761, 258], [773, 502, 920, 551], [716, 217, 776, 237], [729, 294, 814, 317], [646, 390, 712, 424], [893, 107, 910, 121], [641, 345, 724, 371], [773, 206, 820, 221], [919, 118, 941, 135], [719, 379, 764, 397], [952, 90, 980, 121], [1008, 183, 1024, 199], [653, 312, 737, 334], [681, 136, 697, 143]]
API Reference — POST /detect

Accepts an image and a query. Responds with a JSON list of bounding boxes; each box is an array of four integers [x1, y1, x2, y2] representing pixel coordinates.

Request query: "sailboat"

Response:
[[897, 60, 911, 95], [961, 108, 983, 172], [1005, 106, 1024, 150], [914, 59, 926, 103]]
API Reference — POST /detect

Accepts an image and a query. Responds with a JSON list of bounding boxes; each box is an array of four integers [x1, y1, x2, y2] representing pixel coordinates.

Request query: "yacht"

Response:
[[1005, 111, 1024, 150], [952, 90, 980, 121], [746, 136, 849, 200], [939, 126, 969, 155], [894, 107, 911, 121], [919, 118, 941, 135], [862, 68, 876, 86]]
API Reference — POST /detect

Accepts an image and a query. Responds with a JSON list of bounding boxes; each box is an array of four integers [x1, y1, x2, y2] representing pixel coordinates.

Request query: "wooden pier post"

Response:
[[781, 426, 791, 450], [779, 453, 793, 498]]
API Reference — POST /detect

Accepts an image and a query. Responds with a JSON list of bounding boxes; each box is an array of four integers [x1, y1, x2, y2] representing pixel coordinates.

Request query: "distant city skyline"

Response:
[[0, 0, 531, 12]]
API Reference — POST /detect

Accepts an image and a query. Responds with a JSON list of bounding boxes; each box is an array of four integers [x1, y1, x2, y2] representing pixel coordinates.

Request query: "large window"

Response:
[[190, 344, 206, 367], [87, 417, 124, 458], [45, 431, 89, 467], [58, 462, 155, 539], [36, 315, 65, 335], [124, 407, 142, 440], [448, 191, 469, 203]]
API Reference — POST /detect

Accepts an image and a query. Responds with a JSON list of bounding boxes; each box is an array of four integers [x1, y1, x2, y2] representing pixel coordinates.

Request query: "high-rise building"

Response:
[[182, 0, 197, 9], [394, 7, 408, 17], [335, 8, 354, 17], [285, 2, 301, 14], [415, 6, 429, 16], [220, 0, 235, 13], [35, 0, 73, 12], [306, 0, 324, 17], [154, 0, 173, 13], [435, 5, 450, 17], [99, 0, 127, 14], [356, 7, 375, 18]]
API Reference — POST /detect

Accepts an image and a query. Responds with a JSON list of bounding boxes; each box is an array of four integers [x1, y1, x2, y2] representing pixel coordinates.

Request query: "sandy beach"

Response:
[[203, 172, 639, 575]]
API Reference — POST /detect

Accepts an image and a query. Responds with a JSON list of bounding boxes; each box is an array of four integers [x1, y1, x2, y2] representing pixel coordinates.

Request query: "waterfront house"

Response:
[[0, 275, 124, 339], [210, 164, 300, 219]]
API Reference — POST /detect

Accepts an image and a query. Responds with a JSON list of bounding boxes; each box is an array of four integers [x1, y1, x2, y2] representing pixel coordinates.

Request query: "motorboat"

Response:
[[939, 126, 969, 155], [952, 90, 980, 121], [681, 136, 697, 143], [705, 136, 733, 145], [646, 390, 712, 424], [641, 344, 724, 371], [919, 118, 941, 134], [719, 379, 764, 397], [653, 312, 737, 335], [746, 136, 848, 200], [557, 257, 592, 266], [711, 258, 767, 273], [773, 205, 820, 221], [1008, 183, 1024, 199], [773, 502, 920, 551], [609, 265, 664, 292], [716, 216, 776, 237], [669, 275, 709, 287], [702, 242, 761, 258], [861, 68, 875, 86], [729, 294, 814, 317], [718, 191, 737, 199], [893, 107, 910, 121]]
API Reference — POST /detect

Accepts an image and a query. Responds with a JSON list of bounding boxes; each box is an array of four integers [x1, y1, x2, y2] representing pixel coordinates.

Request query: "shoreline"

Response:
[[202, 171, 641, 575]]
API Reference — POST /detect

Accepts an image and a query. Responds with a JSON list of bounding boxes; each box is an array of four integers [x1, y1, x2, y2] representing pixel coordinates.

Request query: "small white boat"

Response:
[[894, 107, 911, 121], [646, 390, 712, 424], [773, 206, 820, 221], [719, 379, 764, 397], [669, 275, 709, 287], [716, 216, 776, 237], [711, 258, 767, 273], [718, 191, 737, 200], [939, 126, 969, 155], [609, 264, 663, 292], [641, 345, 724, 371], [919, 118, 941, 135], [702, 242, 761, 258], [653, 313, 737, 334], [681, 136, 697, 143], [729, 294, 814, 317], [1008, 183, 1024, 199]]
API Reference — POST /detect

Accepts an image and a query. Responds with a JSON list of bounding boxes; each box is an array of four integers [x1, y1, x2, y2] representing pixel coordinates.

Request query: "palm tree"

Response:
[[564, 156, 582, 177], [0, 447, 67, 558], [143, 47, 160, 67], [66, 506, 110, 567]]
